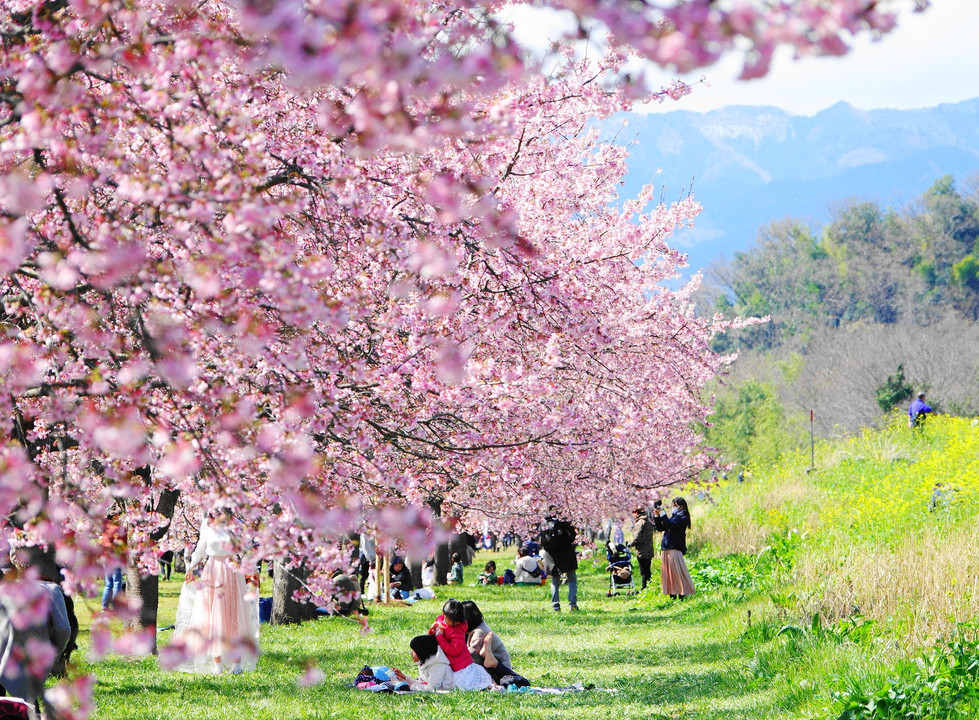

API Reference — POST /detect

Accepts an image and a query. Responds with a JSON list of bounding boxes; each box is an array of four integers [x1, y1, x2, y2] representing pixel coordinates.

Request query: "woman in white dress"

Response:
[[173, 513, 259, 674]]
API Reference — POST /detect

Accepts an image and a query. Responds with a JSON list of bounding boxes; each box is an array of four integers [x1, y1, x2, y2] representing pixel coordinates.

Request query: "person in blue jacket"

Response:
[[653, 498, 695, 600], [908, 392, 933, 428]]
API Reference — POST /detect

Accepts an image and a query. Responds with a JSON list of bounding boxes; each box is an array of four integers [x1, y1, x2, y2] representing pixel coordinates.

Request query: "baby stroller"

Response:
[[605, 542, 635, 596]]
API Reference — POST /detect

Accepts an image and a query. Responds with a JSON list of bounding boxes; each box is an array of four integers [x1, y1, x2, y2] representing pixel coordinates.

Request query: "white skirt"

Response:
[[172, 556, 259, 673], [453, 661, 493, 691]]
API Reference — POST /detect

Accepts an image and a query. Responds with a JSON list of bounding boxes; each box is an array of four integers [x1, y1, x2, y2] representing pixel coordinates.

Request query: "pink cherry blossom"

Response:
[[0, 0, 912, 696]]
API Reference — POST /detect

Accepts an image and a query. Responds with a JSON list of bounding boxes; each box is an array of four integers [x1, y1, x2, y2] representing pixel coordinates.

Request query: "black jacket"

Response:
[[540, 516, 578, 572], [654, 509, 690, 555], [389, 565, 414, 593]]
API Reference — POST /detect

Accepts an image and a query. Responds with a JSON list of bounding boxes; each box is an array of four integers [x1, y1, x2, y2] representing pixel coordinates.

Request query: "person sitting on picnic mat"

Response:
[[391, 635, 454, 691], [388, 556, 414, 598], [427, 599, 493, 690], [462, 600, 530, 687], [513, 546, 542, 584], [477, 560, 498, 586]]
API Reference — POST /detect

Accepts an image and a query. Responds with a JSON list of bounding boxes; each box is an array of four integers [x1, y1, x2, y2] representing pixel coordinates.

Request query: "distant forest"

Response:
[[699, 175, 979, 467]]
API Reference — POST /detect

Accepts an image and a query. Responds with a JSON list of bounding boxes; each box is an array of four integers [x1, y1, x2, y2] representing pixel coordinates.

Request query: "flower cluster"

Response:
[[0, 0, 917, 705]]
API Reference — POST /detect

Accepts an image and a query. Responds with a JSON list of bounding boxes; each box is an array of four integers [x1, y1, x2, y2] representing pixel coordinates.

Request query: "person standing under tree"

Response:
[[173, 511, 259, 674], [908, 392, 933, 429], [100, 509, 127, 610], [653, 498, 695, 600], [629, 507, 655, 591], [539, 507, 578, 612]]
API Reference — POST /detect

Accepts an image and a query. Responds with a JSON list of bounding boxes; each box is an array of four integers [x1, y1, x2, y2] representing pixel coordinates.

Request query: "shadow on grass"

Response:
[[84, 563, 790, 720]]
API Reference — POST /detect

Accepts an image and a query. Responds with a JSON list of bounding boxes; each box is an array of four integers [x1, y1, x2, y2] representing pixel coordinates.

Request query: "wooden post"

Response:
[[809, 409, 815, 472], [383, 552, 391, 603], [377, 552, 390, 604]]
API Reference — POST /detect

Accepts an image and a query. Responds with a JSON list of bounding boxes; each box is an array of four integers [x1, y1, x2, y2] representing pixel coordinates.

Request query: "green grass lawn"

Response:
[[72, 550, 812, 720]]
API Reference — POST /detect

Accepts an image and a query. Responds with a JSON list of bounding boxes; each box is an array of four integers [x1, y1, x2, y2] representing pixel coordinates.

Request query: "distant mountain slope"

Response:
[[612, 98, 979, 276]]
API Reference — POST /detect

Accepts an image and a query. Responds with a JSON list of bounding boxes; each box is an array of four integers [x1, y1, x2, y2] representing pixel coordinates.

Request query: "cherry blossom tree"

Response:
[[0, 0, 924, 710]]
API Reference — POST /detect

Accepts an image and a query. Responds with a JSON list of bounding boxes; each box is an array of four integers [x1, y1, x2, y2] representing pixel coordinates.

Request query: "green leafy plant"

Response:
[[777, 612, 874, 645], [689, 530, 803, 594], [875, 364, 914, 413], [834, 623, 979, 719]]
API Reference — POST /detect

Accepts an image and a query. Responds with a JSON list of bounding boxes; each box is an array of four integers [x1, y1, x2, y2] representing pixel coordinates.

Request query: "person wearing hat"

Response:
[[629, 507, 656, 591], [908, 392, 933, 429], [389, 556, 414, 598]]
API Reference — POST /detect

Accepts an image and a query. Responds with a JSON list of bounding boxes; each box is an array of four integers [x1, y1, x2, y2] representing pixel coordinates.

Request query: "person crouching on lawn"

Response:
[[428, 599, 493, 690]]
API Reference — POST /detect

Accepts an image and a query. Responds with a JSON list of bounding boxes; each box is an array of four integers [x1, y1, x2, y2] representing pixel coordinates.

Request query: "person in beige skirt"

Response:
[[652, 497, 695, 599], [173, 514, 259, 674]]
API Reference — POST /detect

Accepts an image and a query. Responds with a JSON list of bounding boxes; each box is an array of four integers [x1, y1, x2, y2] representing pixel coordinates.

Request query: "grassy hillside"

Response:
[[701, 415, 979, 641], [694, 414, 979, 718]]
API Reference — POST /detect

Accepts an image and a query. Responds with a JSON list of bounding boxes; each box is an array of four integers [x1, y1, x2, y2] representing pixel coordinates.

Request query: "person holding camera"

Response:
[[653, 497, 695, 600]]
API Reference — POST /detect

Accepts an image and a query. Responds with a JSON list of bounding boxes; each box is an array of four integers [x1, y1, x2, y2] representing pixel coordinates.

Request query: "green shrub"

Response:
[[875, 364, 913, 413], [690, 531, 802, 591], [833, 624, 979, 719]]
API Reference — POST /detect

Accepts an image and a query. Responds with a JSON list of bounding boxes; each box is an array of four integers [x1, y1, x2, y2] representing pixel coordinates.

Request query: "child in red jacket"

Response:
[[428, 599, 492, 690]]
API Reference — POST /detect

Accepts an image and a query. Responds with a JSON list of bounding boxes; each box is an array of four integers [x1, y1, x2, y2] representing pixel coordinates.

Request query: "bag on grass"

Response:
[[0, 698, 31, 720]]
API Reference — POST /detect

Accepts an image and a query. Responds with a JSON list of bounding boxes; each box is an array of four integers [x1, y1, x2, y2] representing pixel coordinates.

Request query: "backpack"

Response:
[[540, 519, 572, 553], [502, 569, 515, 585]]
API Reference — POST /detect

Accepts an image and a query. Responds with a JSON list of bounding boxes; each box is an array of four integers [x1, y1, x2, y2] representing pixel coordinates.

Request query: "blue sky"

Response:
[[506, 0, 977, 116]]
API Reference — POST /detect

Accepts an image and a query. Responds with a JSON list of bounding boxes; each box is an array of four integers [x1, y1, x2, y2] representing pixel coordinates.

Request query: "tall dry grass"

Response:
[[697, 416, 979, 645], [696, 463, 818, 554], [793, 525, 979, 647]]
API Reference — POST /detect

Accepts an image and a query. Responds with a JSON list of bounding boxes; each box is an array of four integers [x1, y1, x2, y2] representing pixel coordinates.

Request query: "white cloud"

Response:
[[640, 0, 979, 114], [503, 0, 979, 116]]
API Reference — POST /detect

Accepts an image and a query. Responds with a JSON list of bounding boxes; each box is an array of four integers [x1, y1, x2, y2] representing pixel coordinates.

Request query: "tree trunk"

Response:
[[408, 557, 424, 590], [271, 559, 316, 624], [433, 534, 473, 584], [126, 561, 159, 650], [126, 486, 180, 653], [433, 541, 450, 586], [451, 533, 473, 565], [426, 497, 452, 586]]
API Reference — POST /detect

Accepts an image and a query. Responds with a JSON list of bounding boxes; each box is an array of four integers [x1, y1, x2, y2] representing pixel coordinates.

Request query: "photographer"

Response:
[[653, 498, 695, 600], [539, 507, 578, 612]]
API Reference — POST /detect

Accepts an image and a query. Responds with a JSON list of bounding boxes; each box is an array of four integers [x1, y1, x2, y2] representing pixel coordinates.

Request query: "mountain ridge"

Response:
[[612, 98, 979, 276]]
